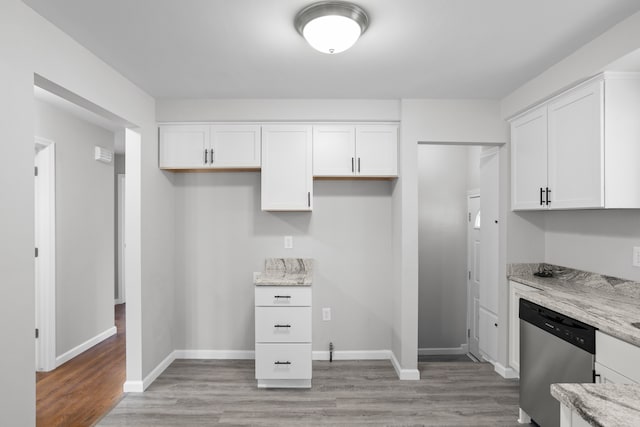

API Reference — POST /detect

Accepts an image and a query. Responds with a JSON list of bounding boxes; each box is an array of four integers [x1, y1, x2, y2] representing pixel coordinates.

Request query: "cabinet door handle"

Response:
[[540, 187, 544, 206], [274, 295, 291, 299], [204, 149, 208, 164], [351, 157, 354, 173], [358, 157, 361, 173], [594, 373, 601, 383], [210, 148, 214, 163], [546, 187, 551, 206], [308, 192, 311, 207], [274, 361, 291, 365], [274, 324, 291, 328]]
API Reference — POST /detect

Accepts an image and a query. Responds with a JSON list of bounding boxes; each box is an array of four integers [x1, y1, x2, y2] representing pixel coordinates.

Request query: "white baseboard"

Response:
[[141, 351, 176, 391], [123, 380, 144, 393], [312, 350, 391, 361], [56, 326, 117, 367], [418, 344, 469, 356], [174, 349, 255, 359], [390, 351, 420, 380], [494, 362, 519, 379]]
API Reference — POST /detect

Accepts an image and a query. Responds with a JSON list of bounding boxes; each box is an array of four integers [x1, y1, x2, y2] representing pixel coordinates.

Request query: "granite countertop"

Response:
[[551, 383, 640, 427], [254, 258, 313, 286], [508, 264, 640, 347]]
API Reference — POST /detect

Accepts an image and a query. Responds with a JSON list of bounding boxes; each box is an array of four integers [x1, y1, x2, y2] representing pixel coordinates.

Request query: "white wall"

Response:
[[467, 146, 482, 191], [1, 2, 167, 424], [114, 152, 125, 300], [417, 145, 470, 350], [34, 99, 115, 357], [397, 99, 506, 373], [173, 173, 393, 352]]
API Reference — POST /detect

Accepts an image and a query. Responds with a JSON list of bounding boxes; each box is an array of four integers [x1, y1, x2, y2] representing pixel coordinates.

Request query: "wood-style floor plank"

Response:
[[36, 304, 126, 427], [100, 355, 529, 426]]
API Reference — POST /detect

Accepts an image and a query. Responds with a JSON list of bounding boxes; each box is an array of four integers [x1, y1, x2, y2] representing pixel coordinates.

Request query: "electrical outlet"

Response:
[[253, 272, 261, 282], [284, 235, 293, 249], [322, 307, 331, 321], [633, 247, 640, 267]]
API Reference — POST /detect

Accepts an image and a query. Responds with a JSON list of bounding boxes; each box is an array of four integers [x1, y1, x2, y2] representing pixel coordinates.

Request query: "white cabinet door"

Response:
[[510, 106, 548, 210], [595, 362, 636, 384], [210, 125, 261, 168], [478, 306, 498, 363], [261, 125, 313, 211], [159, 125, 210, 169], [355, 125, 398, 177], [596, 331, 640, 383], [548, 80, 604, 209], [313, 126, 355, 176]]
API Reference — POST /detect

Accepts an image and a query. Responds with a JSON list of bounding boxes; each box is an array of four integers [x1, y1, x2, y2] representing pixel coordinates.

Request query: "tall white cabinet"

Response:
[[261, 125, 313, 211], [510, 72, 640, 210]]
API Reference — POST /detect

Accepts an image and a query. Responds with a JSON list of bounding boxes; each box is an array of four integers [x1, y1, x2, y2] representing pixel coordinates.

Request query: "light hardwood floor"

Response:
[[36, 304, 125, 427], [99, 356, 527, 426]]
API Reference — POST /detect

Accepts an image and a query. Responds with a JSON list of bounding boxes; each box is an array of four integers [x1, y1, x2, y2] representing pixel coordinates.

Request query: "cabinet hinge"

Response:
[[468, 212, 471, 222], [467, 329, 470, 338], [468, 271, 471, 280], [35, 166, 38, 177], [35, 247, 39, 258], [35, 328, 39, 339]]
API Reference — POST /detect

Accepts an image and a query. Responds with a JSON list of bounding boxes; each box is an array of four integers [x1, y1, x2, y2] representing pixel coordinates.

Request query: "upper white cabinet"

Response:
[[261, 125, 313, 211], [159, 124, 261, 170], [313, 124, 398, 177], [510, 72, 640, 210]]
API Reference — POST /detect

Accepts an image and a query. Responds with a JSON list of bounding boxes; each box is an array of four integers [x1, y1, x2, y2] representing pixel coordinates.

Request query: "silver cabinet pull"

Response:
[[204, 149, 208, 164], [308, 192, 311, 207], [274, 361, 291, 365], [358, 157, 361, 173], [351, 157, 354, 173], [274, 324, 291, 328], [210, 148, 214, 164], [274, 295, 291, 299]]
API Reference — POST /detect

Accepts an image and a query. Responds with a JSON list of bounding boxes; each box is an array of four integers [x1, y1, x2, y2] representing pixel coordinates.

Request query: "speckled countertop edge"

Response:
[[507, 265, 640, 347], [254, 258, 313, 286], [551, 383, 640, 427]]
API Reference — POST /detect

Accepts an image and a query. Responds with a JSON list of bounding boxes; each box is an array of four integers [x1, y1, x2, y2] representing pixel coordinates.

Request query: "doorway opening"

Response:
[[417, 143, 501, 364]]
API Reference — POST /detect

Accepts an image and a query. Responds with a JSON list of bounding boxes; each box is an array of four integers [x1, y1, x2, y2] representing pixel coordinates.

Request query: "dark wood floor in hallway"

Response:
[[100, 356, 528, 426], [36, 304, 126, 427]]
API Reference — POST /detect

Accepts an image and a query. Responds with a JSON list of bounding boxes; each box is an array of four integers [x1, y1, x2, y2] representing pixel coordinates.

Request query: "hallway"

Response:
[[36, 304, 125, 426]]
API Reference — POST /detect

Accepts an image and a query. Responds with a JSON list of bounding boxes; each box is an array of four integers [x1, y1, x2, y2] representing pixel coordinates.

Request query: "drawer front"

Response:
[[596, 331, 640, 383], [256, 307, 311, 343], [255, 343, 312, 380], [255, 286, 311, 307]]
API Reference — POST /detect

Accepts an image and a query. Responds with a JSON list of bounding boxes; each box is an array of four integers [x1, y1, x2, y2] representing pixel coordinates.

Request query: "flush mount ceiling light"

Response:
[[295, 1, 369, 54]]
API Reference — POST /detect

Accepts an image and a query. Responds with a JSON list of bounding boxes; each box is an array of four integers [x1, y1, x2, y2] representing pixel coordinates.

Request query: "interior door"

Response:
[[467, 194, 481, 360]]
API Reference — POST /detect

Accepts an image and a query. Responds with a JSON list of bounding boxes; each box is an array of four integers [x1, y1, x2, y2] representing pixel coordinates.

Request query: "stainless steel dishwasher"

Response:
[[519, 298, 596, 427]]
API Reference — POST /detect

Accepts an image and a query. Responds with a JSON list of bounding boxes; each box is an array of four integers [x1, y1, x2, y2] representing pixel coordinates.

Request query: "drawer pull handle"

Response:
[[274, 295, 291, 299], [274, 324, 291, 328], [274, 361, 291, 365]]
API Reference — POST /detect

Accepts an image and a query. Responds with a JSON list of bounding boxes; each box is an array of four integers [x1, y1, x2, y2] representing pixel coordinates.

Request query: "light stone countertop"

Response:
[[254, 258, 313, 286], [508, 264, 640, 347], [551, 383, 640, 427]]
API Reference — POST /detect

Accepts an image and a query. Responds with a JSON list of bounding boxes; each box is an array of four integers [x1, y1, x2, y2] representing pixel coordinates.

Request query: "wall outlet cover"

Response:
[[633, 247, 640, 267], [322, 307, 331, 321], [284, 235, 293, 249]]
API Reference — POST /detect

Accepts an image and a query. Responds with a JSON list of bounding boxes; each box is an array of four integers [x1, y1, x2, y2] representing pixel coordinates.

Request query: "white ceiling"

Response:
[[23, 0, 640, 99]]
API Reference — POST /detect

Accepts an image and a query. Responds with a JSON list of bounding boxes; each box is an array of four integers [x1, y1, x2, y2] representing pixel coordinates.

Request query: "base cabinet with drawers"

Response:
[[254, 286, 312, 388]]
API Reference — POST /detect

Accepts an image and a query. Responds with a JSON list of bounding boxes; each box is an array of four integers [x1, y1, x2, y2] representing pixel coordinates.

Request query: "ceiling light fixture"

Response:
[[295, 1, 369, 54]]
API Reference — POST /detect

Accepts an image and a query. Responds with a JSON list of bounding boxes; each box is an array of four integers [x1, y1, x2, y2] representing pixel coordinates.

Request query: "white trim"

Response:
[[122, 381, 144, 393], [34, 137, 56, 372], [494, 362, 519, 379], [480, 145, 500, 158], [312, 350, 391, 361], [141, 351, 176, 391], [258, 379, 311, 388], [418, 344, 469, 356], [116, 174, 125, 304], [55, 326, 116, 367], [114, 297, 124, 305], [390, 351, 420, 380], [174, 349, 255, 359]]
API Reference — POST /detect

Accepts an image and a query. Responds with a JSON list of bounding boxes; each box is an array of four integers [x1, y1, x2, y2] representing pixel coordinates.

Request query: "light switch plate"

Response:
[[253, 272, 261, 281], [284, 236, 293, 249], [633, 247, 640, 267]]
